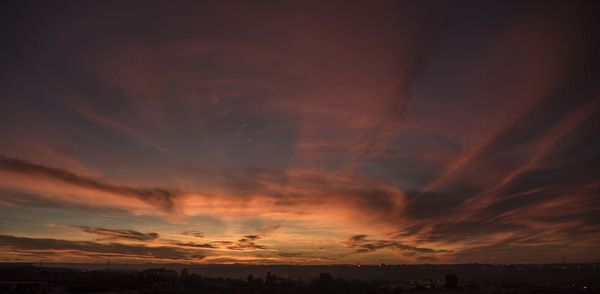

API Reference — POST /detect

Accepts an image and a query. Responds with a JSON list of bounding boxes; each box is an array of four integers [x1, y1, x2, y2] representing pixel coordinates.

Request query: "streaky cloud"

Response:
[[78, 226, 159, 241], [0, 235, 204, 261], [0, 155, 179, 212], [345, 234, 449, 255]]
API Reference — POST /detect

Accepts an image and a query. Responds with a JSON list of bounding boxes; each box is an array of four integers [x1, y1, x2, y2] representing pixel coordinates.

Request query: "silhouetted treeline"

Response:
[[0, 263, 597, 293], [0, 267, 411, 293]]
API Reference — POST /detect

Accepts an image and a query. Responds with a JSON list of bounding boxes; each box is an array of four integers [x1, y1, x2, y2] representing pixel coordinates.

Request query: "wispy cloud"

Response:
[[77, 108, 182, 158], [1, 0, 599, 264], [225, 235, 267, 251], [182, 231, 204, 238], [170, 241, 217, 249], [0, 155, 179, 213], [0, 235, 205, 261], [344, 235, 449, 255], [78, 226, 159, 241]]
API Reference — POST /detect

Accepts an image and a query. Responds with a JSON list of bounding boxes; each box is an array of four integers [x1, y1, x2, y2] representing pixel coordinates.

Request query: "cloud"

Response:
[[1, 0, 599, 264], [78, 226, 159, 241], [0, 235, 204, 261], [182, 231, 204, 238], [422, 222, 525, 243], [0, 155, 179, 212], [225, 235, 267, 251], [210, 241, 234, 246], [350, 235, 368, 242], [403, 191, 465, 220], [345, 235, 449, 255], [77, 108, 182, 158], [171, 241, 217, 249], [251, 224, 281, 235], [0, 188, 129, 214], [242, 235, 260, 241], [165, 235, 268, 251]]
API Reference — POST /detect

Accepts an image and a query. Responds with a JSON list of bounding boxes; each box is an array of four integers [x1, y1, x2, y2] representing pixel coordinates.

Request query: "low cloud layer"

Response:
[[78, 226, 159, 241], [0, 235, 202, 261], [182, 231, 204, 238], [225, 235, 267, 251], [345, 235, 449, 255]]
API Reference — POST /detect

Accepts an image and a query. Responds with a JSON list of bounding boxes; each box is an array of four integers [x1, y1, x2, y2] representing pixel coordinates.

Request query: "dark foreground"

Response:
[[0, 263, 598, 293]]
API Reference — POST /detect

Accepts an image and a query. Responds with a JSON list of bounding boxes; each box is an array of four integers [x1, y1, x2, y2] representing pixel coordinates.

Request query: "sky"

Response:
[[0, 0, 599, 265]]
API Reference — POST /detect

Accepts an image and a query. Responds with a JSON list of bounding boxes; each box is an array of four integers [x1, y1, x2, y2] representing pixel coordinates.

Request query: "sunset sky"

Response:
[[1, 0, 599, 265]]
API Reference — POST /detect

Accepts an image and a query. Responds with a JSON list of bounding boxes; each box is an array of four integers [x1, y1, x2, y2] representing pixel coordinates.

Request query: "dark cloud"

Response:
[[225, 235, 267, 250], [0, 155, 179, 212], [350, 235, 368, 242], [277, 252, 304, 258], [171, 241, 217, 249], [182, 231, 204, 238], [242, 235, 260, 241], [254, 251, 338, 262], [165, 236, 267, 251], [78, 226, 159, 241], [194, 167, 291, 198], [252, 224, 281, 235], [344, 189, 403, 221], [394, 224, 425, 238], [345, 235, 449, 254], [404, 191, 465, 220], [0, 235, 203, 260], [422, 222, 525, 243], [448, 232, 595, 264], [210, 241, 234, 246], [0, 188, 129, 214]]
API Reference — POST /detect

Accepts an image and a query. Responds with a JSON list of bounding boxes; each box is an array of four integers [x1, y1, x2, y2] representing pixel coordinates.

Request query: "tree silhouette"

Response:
[[312, 272, 334, 287], [265, 272, 277, 285], [445, 274, 458, 289]]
